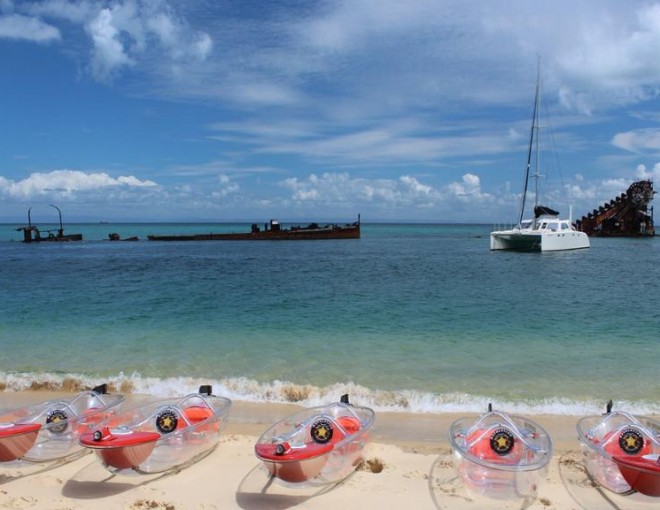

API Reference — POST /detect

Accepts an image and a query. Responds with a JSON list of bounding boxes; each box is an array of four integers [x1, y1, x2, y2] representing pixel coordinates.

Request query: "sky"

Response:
[[1, 0, 660, 223]]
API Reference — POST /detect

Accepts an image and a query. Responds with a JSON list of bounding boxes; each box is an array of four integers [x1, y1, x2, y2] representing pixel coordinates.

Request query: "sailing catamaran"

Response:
[[490, 66, 590, 252]]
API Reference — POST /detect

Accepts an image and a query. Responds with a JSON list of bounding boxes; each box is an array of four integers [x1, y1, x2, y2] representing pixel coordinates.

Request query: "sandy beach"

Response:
[[1, 394, 658, 510]]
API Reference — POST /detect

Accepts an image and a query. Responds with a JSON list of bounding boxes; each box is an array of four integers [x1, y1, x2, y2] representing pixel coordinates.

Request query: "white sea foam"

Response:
[[1, 371, 658, 416]]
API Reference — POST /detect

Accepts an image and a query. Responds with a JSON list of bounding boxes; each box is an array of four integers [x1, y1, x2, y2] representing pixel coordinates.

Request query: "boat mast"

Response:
[[519, 62, 541, 227], [533, 66, 542, 227], [50, 204, 64, 237]]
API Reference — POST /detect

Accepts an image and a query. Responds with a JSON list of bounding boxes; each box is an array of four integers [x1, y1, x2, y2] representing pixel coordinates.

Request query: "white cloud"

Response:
[[0, 13, 60, 42], [635, 163, 660, 181], [280, 171, 494, 211], [232, 82, 301, 106], [563, 174, 654, 214], [86, 7, 135, 81], [25, 0, 97, 24], [213, 117, 516, 169], [445, 173, 494, 203], [555, 3, 660, 112], [211, 174, 239, 197], [147, 11, 212, 62], [9, 0, 660, 115], [611, 129, 660, 153], [400, 175, 432, 195], [281, 172, 418, 205], [0, 170, 157, 199], [18, 0, 213, 82]]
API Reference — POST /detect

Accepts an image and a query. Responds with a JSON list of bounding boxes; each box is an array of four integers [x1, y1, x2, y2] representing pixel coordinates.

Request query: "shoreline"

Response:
[[0, 391, 615, 451], [2, 392, 658, 509], [2, 374, 658, 417]]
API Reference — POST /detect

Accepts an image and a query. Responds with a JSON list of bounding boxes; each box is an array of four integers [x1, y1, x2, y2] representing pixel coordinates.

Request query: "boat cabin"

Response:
[[519, 217, 575, 232]]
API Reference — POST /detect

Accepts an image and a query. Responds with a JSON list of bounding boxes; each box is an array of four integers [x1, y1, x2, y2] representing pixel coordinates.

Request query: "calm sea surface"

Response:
[[1, 222, 658, 415]]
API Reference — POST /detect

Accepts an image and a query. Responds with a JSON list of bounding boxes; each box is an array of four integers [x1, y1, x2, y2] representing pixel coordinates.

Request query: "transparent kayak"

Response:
[[255, 395, 375, 486], [80, 385, 231, 475], [0, 384, 124, 463], [449, 406, 552, 500], [577, 402, 660, 496]]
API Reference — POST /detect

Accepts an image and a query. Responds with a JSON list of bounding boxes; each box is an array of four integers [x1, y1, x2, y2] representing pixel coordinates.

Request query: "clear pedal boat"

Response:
[[449, 405, 553, 500], [255, 395, 374, 486], [80, 385, 231, 475]]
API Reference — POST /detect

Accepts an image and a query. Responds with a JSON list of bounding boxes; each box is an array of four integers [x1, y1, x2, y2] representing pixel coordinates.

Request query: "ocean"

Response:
[[1, 222, 658, 416]]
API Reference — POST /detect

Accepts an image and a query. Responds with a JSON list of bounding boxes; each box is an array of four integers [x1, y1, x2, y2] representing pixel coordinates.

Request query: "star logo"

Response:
[[619, 429, 644, 455], [46, 409, 69, 434], [156, 409, 179, 434], [490, 429, 515, 455], [311, 419, 334, 444]]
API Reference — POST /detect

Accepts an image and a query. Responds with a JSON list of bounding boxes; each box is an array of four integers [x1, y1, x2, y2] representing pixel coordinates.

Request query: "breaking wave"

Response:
[[1, 371, 658, 416]]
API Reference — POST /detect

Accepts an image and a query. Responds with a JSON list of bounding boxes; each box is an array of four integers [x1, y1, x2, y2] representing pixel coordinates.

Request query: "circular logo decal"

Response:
[[46, 409, 68, 434], [490, 428, 515, 456], [156, 409, 178, 434], [619, 428, 644, 455], [310, 419, 333, 444]]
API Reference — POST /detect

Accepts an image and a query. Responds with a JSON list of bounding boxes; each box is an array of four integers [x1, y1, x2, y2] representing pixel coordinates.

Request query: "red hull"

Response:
[[0, 423, 42, 462], [80, 429, 160, 470], [613, 455, 660, 497]]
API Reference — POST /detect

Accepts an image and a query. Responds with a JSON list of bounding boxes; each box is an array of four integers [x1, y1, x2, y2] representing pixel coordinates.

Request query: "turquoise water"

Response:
[[1, 223, 658, 415]]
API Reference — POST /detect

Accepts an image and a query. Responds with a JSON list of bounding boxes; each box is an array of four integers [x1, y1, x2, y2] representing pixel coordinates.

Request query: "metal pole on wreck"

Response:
[[50, 204, 64, 238]]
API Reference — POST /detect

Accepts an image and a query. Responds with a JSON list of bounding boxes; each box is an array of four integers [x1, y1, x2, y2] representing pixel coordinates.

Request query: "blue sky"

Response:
[[1, 0, 660, 223]]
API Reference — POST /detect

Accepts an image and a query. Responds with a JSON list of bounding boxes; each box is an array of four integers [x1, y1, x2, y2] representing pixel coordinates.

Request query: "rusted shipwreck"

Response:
[[16, 205, 83, 243], [147, 216, 361, 241], [576, 180, 655, 237]]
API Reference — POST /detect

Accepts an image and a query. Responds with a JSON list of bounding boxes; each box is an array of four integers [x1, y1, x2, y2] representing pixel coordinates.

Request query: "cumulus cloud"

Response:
[[560, 172, 653, 215], [211, 174, 239, 198], [445, 173, 494, 203], [635, 163, 660, 180], [0, 13, 60, 42], [0, 170, 157, 199], [280, 172, 494, 210]]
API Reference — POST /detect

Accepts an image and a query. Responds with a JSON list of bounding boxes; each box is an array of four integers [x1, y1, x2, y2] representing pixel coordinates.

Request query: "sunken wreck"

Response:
[[576, 180, 655, 237], [16, 205, 83, 243]]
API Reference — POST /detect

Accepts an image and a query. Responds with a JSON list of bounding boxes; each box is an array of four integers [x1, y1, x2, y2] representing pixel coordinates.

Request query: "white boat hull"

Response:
[[490, 229, 590, 252]]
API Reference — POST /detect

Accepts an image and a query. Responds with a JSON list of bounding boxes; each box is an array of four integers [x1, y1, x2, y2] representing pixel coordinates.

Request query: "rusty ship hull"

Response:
[[577, 180, 655, 237], [147, 217, 360, 241]]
